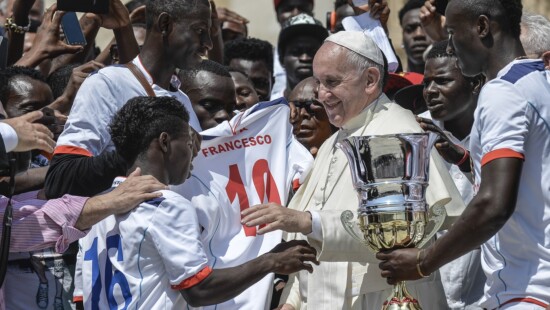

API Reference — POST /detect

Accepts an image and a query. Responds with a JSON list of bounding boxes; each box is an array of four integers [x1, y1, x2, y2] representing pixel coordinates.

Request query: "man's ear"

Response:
[[156, 12, 173, 37], [364, 67, 381, 95], [159, 132, 170, 153], [477, 15, 491, 39], [543, 51, 550, 69], [471, 74, 485, 96]]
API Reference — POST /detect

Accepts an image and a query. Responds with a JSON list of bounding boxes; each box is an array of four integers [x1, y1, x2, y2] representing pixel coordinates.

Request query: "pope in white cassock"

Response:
[[241, 31, 466, 310]]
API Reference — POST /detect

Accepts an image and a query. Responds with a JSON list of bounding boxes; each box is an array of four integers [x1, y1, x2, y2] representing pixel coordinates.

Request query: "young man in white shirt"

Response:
[[378, 1, 550, 308], [77, 96, 318, 309]]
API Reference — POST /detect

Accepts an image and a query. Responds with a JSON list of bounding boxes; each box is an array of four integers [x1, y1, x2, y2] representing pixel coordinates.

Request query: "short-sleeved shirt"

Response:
[[173, 99, 313, 310], [470, 59, 550, 309], [77, 179, 210, 309], [55, 56, 201, 157]]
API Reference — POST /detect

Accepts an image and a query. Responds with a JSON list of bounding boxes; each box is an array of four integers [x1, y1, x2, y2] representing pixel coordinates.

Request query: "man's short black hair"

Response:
[[453, 0, 522, 38], [110, 96, 190, 165], [47, 64, 80, 99], [0, 66, 46, 106], [179, 59, 232, 89], [426, 40, 452, 60], [398, 0, 425, 25], [145, 0, 210, 30], [425, 40, 485, 85], [224, 38, 274, 74]]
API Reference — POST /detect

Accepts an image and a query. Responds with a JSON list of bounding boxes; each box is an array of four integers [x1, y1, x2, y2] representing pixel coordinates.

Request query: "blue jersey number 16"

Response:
[[84, 235, 132, 310]]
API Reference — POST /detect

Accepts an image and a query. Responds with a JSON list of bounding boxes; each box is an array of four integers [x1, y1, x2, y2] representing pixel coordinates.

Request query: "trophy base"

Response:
[[382, 282, 422, 310]]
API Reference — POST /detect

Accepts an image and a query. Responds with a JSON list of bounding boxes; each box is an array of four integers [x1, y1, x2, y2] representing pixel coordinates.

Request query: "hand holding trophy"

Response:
[[338, 133, 445, 310]]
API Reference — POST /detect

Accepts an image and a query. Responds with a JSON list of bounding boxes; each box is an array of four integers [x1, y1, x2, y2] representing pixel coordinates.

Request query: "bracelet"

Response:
[[416, 249, 429, 278], [455, 145, 470, 166], [4, 16, 31, 34]]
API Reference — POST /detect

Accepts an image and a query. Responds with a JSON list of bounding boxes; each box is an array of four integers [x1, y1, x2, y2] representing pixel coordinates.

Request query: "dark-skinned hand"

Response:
[[416, 116, 467, 165], [376, 248, 423, 285]]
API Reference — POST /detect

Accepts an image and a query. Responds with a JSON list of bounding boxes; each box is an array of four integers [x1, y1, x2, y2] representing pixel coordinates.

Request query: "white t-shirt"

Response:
[[173, 98, 313, 310], [55, 56, 201, 157], [470, 59, 550, 309], [77, 179, 210, 309]]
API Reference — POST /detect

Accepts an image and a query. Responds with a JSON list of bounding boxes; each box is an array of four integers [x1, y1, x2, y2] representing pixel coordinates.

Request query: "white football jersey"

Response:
[[55, 57, 201, 157], [78, 179, 210, 310], [470, 59, 550, 309], [173, 98, 313, 310]]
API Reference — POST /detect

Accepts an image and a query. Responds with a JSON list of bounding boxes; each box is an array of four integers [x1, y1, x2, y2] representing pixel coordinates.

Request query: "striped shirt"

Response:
[[1, 190, 88, 253], [0, 191, 89, 309]]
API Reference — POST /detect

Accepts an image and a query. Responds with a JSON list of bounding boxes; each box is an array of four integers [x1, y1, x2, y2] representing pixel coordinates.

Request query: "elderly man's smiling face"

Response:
[[313, 42, 374, 128]]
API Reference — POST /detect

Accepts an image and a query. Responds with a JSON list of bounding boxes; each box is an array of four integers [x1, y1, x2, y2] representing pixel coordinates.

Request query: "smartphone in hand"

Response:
[[0, 37, 8, 71], [435, 0, 449, 15], [61, 12, 86, 46]]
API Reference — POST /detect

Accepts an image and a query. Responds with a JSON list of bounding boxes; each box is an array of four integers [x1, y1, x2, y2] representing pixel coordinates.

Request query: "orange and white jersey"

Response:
[[470, 59, 550, 309], [78, 180, 210, 310], [55, 56, 200, 157], [173, 98, 313, 310]]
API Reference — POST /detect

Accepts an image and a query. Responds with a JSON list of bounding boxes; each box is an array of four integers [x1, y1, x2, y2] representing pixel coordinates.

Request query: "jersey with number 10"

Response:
[[77, 182, 211, 310], [173, 98, 313, 310]]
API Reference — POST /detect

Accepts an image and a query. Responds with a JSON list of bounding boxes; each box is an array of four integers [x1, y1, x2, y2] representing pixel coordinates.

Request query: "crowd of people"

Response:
[[0, 0, 549, 309]]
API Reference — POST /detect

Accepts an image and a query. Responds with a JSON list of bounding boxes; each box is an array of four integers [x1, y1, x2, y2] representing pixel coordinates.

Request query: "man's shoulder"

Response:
[[82, 65, 134, 90], [151, 190, 191, 206], [497, 59, 546, 85]]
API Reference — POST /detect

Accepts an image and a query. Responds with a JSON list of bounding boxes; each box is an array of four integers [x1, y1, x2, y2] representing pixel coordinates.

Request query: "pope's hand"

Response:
[[241, 203, 312, 235]]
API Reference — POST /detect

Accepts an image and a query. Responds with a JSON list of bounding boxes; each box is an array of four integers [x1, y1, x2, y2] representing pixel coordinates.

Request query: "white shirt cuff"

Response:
[[0, 122, 18, 152], [306, 211, 323, 241]]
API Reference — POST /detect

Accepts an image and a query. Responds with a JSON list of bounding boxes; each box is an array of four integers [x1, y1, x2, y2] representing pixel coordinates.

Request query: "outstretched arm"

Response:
[[181, 240, 318, 307], [377, 158, 522, 284]]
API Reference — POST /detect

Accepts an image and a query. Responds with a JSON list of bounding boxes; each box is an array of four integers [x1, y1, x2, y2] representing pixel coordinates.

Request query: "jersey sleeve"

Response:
[[476, 80, 529, 166], [148, 194, 211, 290], [55, 72, 121, 156]]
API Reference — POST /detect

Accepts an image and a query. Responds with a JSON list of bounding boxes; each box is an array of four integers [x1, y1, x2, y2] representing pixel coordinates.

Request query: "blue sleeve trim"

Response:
[[144, 197, 165, 207], [500, 61, 545, 84]]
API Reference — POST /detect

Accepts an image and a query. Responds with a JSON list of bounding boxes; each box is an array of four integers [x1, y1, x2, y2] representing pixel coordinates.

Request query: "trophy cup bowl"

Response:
[[337, 133, 445, 310]]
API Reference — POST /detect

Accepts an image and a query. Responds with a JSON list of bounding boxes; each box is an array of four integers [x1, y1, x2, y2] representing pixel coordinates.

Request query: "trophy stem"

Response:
[[382, 281, 422, 310]]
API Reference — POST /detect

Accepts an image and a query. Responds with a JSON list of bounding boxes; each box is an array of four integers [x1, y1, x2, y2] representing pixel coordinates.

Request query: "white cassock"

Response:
[[281, 94, 466, 310]]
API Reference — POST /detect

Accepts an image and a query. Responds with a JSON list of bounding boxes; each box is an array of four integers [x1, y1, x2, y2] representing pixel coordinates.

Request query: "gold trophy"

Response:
[[337, 133, 446, 310]]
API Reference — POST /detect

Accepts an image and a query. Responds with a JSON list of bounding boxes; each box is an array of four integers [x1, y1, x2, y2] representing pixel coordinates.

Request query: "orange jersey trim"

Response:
[[73, 296, 83, 302], [292, 179, 301, 192], [496, 297, 549, 309], [171, 266, 212, 290], [481, 148, 524, 166], [53, 145, 92, 157]]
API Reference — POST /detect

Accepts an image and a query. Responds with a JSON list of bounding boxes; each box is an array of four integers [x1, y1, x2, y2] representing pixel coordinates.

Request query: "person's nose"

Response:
[[214, 109, 230, 123], [446, 39, 455, 55], [203, 32, 213, 51], [423, 81, 438, 101], [235, 96, 246, 111], [299, 106, 311, 119], [412, 26, 426, 40], [299, 52, 313, 62]]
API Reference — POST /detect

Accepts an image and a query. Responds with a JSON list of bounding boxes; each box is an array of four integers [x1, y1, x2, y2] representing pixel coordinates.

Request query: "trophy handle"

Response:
[[340, 210, 372, 248], [418, 204, 447, 248]]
